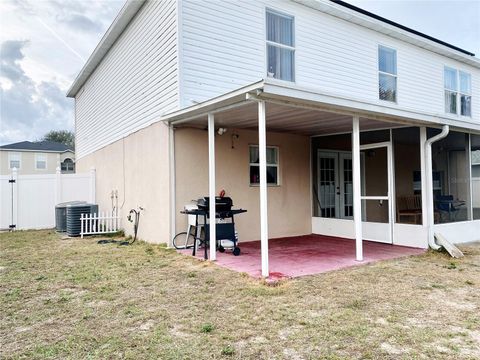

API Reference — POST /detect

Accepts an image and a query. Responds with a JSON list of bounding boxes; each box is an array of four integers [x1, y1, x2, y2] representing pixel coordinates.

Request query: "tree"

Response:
[[42, 130, 75, 150]]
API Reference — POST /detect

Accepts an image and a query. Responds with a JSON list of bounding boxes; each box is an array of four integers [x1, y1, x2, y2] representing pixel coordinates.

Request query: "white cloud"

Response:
[[0, 0, 123, 145]]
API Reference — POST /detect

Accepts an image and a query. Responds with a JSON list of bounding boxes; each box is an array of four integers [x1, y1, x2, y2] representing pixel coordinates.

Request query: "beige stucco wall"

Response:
[[76, 122, 171, 244], [174, 128, 311, 242], [0, 150, 75, 175]]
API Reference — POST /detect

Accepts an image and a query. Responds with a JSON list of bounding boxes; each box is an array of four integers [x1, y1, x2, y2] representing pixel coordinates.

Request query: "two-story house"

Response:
[[0, 141, 75, 175], [68, 0, 479, 277]]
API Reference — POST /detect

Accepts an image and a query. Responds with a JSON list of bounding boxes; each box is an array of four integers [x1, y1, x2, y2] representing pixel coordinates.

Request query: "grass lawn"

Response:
[[1, 230, 479, 359]]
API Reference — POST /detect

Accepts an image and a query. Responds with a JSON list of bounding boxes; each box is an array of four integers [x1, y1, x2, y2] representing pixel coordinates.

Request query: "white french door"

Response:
[[317, 151, 355, 219]]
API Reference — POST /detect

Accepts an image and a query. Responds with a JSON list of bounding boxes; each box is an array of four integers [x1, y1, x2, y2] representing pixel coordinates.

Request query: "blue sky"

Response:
[[0, 0, 479, 145]]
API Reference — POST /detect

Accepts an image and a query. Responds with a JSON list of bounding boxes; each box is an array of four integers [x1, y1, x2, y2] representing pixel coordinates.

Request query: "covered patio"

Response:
[[165, 79, 480, 279], [180, 234, 425, 279]]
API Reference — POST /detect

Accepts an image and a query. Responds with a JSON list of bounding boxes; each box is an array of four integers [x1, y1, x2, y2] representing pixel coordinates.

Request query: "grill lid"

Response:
[[197, 196, 233, 211]]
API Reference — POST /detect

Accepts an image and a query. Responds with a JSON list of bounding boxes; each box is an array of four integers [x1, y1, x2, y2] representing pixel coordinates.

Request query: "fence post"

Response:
[[81, 214, 84, 238], [55, 167, 61, 206], [11, 168, 18, 230], [89, 167, 96, 203]]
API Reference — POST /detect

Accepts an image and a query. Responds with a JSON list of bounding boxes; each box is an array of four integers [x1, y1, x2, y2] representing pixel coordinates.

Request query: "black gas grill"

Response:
[[181, 196, 246, 259], [197, 196, 233, 213]]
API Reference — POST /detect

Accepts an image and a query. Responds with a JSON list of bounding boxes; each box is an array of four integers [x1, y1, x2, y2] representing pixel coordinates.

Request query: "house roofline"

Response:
[[66, 0, 146, 98], [0, 148, 74, 154], [330, 0, 475, 57], [294, 0, 480, 68]]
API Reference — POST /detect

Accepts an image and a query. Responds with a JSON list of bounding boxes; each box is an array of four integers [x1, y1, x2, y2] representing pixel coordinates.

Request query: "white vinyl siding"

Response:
[[180, 0, 479, 123], [8, 152, 21, 169], [75, 0, 178, 159], [35, 153, 47, 170]]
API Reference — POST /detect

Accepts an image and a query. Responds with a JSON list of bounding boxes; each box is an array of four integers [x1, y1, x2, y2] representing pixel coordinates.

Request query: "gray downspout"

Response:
[[425, 125, 449, 250]]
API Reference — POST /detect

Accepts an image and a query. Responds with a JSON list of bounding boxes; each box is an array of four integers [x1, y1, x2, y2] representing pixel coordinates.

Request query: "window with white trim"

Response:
[[445, 67, 472, 117], [378, 45, 397, 102], [459, 71, 472, 117], [35, 153, 47, 170], [8, 152, 21, 169], [266, 9, 294, 82], [249, 145, 279, 185], [61, 158, 75, 172]]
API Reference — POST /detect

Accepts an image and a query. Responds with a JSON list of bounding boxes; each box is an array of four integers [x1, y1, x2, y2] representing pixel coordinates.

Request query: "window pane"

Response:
[[378, 46, 396, 75], [461, 95, 472, 117], [266, 147, 277, 164], [266, 11, 293, 46], [267, 45, 294, 81], [266, 166, 278, 184], [250, 165, 278, 185], [37, 161, 46, 169], [10, 160, 20, 169], [250, 165, 260, 184], [445, 90, 457, 114], [249, 146, 259, 164], [379, 73, 396, 102], [459, 71, 471, 94], [444, 67, 457, 91]]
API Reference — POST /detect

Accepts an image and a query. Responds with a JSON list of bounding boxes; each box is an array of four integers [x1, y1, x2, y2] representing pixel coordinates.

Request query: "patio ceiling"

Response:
[[163, 80, 480, 135], [174, 101, 406, 136]]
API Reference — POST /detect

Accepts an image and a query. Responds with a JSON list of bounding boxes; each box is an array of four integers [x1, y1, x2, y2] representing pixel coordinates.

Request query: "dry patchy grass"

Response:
[[1, 230, 479, 359]]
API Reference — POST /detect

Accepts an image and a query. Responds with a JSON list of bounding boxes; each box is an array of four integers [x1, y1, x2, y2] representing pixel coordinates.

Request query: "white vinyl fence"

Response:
[[80, 212, 121, 238], [0, 168, 95, 230]]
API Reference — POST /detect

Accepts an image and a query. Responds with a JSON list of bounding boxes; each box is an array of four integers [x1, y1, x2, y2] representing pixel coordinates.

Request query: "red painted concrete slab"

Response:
[[179, 234, 426, 279]]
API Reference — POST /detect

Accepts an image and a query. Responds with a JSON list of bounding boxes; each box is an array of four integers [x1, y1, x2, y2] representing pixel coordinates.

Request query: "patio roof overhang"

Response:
[[162, 79, 480, 135]]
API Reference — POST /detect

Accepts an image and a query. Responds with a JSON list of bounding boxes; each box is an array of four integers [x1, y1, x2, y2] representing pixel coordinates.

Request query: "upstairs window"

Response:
[[444, 67, 458, 114], [8, 152, 21, 169], [35, 153, 47, 170], [445, 67, 472, 117], [266, 9, 294, 82], [459, 71, 472, 117], [249, 145, 279, 185], [378, 45, 397, 102]]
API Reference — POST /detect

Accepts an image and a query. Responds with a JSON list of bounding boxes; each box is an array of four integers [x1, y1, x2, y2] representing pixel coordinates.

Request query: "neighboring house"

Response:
[[0, 141, 75, 175], [68, 0, 480, 276]]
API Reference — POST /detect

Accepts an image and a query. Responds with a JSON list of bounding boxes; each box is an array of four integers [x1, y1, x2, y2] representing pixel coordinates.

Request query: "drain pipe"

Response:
[[425, 125, 449, 250]]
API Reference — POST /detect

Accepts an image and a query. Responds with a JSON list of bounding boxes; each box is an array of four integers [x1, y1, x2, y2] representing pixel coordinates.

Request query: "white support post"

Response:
[[208, 113, 217, 261], [89, 167, 96, 204], [55, 167, 61, 206], [169, 124, 176, 247], [11, 167, 18, 230], [465, 133, 473, 221], [419, 127, 428, 227], [352, 115, 363, 261], [258, 100, 269, 277]]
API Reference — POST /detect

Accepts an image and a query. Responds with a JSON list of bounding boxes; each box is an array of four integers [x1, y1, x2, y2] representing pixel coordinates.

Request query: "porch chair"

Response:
[[396, 195, 422, 224], [435, 195, 464, 222]]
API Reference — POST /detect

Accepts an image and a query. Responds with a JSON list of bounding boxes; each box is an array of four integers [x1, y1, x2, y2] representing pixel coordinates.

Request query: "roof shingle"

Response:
[[0, 141, 72, 152]]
